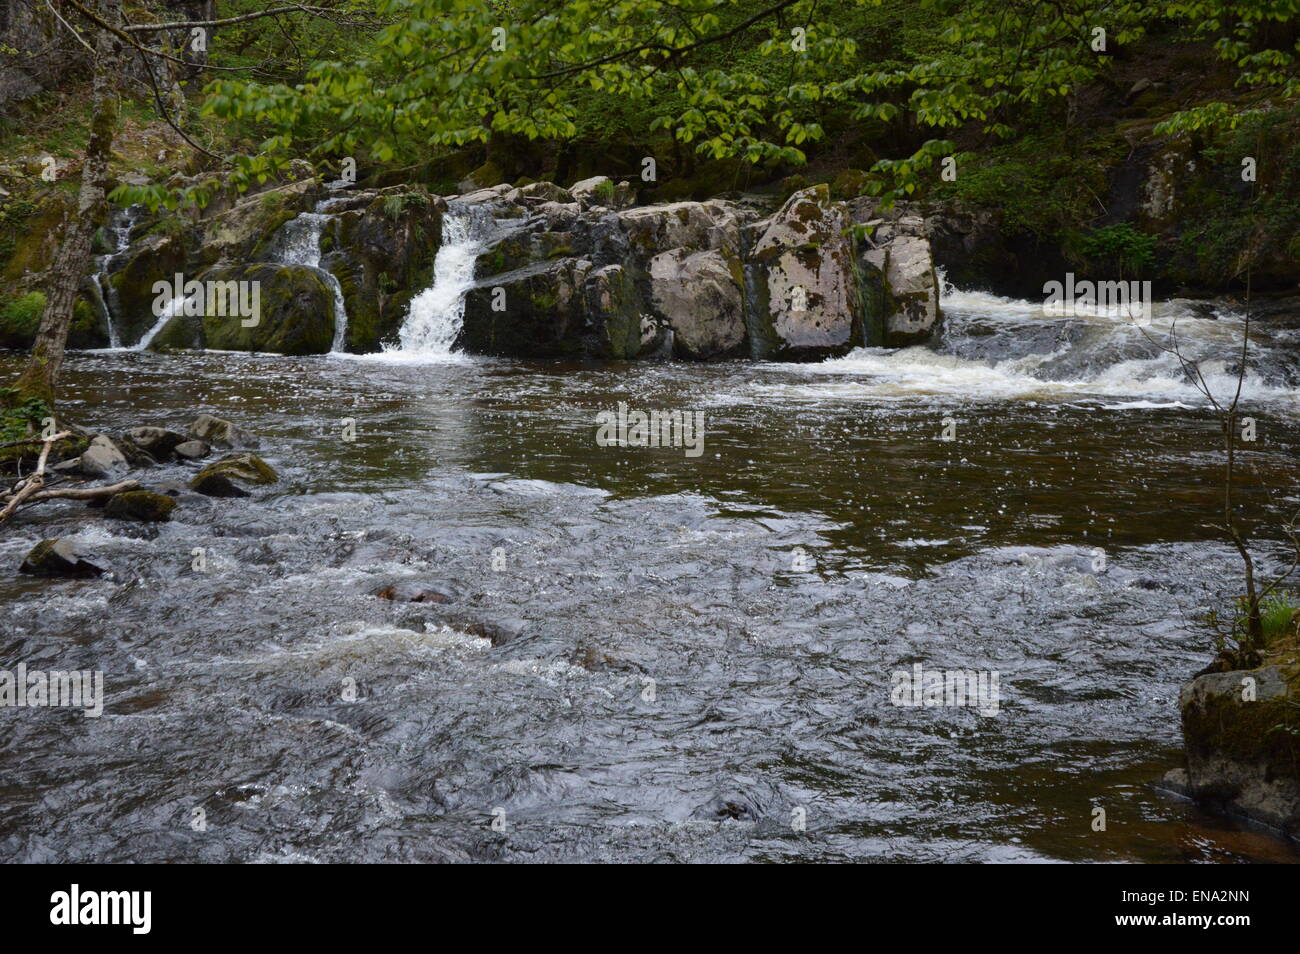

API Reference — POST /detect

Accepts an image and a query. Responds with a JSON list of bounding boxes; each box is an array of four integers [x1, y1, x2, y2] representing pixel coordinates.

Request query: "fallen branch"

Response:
[[25, 479, 141, 504], [0, 430, 70, 523]]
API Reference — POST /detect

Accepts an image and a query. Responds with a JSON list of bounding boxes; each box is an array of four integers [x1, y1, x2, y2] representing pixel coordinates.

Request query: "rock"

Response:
[[198, 178, 316, 265], [172, 439, 210, 460], [188, 472, 250, 498], [648, 248, 746, 359], [124, 426, 187, 459], [191, 263, 335, 355], [751, 185, 862, 358], [1178, 664, 1300, 835], [570, 175, 615, 208], [103, 490, 176, 522], [860, 216, 941, 345], [375, 582, 455, 604], [192, 452, 279, 487], [187, 414, 259, 450], [79, 435, 129, 478], [512, 181, 573, 204], [103, 233, 188, 346], [19, 539, 104, 578], [582, 264, 645, 359], [460, 258, 591, 357], [618, 200, 750, 266]]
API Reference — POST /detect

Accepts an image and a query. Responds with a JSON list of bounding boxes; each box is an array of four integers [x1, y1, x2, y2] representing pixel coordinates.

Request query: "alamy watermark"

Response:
[[151, 273, 261, 327], [0, 662, 103, 717], [890, 663, 1000, 716], [1042, 272, 1152, 320], [596, 401, 705, 457]]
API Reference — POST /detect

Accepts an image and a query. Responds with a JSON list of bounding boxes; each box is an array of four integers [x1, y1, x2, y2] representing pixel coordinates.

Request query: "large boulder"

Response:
[[581, 264, 646, 359], [182, 263, 336, 355], [858, 213, 941, 346], [1174, 663, 1300, 835], [197, 179, 317, 266], [750, 185, 862, 359], [648, 248, 746, 359], [459, 258, 591, 357], [619, 200, 749, 267]]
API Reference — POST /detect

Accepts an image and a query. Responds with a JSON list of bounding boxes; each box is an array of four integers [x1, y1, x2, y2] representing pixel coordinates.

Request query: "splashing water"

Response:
[[389, 204, 498, 357]]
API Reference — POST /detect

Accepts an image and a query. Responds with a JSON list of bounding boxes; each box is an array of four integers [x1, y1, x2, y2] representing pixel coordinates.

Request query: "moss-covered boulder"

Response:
[[187, 414, 258, 450], [581, 264, 645, 359], [1174, 662, 1300, 835], [197, 179, 317, 266], [459, 258, 591, 357], [195, 263, 334, 355], [190, 452, 279, 496], [103, 490, 176, 522]]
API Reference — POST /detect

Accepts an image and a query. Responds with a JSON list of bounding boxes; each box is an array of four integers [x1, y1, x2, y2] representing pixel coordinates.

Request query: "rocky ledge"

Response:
[[48, 175, 941, 360]]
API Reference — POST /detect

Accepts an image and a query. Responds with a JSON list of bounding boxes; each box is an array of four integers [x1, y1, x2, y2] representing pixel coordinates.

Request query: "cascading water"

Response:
[[268, 210, 350, 353], [389, 203, 498, 356], [93, 206, 141, 348]]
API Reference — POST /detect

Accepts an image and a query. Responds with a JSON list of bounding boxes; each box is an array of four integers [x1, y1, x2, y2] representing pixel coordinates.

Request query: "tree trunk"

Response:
[[9, 0, 123, 409]]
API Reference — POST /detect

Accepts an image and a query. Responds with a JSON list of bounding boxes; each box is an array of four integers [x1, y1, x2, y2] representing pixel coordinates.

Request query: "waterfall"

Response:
[[389, 203, 497, 356], [95, 206, 141, 348], [268, 210, 350, 353], [133, 294, 189, 351]]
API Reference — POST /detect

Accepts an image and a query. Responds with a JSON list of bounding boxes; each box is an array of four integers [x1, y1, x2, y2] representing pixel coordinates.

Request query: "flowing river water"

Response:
[[3, 281, 1300, 863]]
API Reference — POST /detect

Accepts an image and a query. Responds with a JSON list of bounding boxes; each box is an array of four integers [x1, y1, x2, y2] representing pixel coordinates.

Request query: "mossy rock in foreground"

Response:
[[190, 452, 279, 497], [103, 491, 176, 522], [1178, 661, 1300, 835]]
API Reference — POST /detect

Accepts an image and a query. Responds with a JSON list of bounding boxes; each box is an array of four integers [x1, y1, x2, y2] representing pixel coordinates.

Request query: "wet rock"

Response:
[[173, 439, 210, 460], [188, 472, 250, 498], [192, 262, 335, 355], [103, 490, 176, 522], [859, 215, 941, 345], [79, 435, 129, 478], [187, 414, 259, 450], [124, 426, 187, 459], [19, 539, 104, 578], [375, 582, 455, 604], [1178, 664, 1300, 835], [460, 258, 591, 357], [648, 248, 746, 359], [190, 452, 280, 495], [510, 181, 573, 204], [582, 264, 646, 359]]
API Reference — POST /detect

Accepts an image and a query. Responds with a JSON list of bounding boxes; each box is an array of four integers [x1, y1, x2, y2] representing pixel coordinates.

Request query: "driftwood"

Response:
[[25, 479, 141, 504], [0, 430, 101, 523]]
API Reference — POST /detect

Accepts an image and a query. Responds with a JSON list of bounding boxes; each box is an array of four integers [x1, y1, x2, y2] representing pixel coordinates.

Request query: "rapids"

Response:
[[2, 280, 1298, 862]]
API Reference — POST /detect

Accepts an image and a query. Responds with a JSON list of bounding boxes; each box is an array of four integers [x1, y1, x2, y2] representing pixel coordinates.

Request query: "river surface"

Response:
[[3, 284, 1299, 863]]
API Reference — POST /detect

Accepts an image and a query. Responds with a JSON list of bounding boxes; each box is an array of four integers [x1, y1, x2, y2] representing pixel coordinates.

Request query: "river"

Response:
[[2, 280, 1298, 862]]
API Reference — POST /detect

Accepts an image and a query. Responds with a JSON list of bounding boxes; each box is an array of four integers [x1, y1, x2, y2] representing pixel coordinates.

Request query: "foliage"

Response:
[[1079, 224, 1158, 277]]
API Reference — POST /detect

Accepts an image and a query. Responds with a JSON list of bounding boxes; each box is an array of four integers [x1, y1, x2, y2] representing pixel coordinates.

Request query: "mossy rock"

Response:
[[103, 490, 176, 522], [460, 259, 589, 357], [197, 263, 334, 355], [192, 452, 279, 487], [105, 235, 188, 346]]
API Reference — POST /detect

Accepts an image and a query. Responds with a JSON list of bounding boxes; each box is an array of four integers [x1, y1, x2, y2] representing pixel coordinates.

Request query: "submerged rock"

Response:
[[1176, 663, 1300, 836], [375, 582, 454, 604], [188, 472, 250, 498], [19, 539, 104, 578], [103, 490, 176, 522]]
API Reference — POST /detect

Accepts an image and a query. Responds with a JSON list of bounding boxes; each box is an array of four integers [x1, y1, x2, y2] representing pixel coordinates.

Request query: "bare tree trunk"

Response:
[[9, 0, 123, 408]]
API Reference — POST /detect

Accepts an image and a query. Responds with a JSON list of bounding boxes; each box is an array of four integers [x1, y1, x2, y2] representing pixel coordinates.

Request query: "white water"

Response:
[[759, 274, 1298, 409], [133, 294, 190, 351], [386, 204, 497, 358], [94, 206, 140, 349], [270, 211, 350, 353]]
